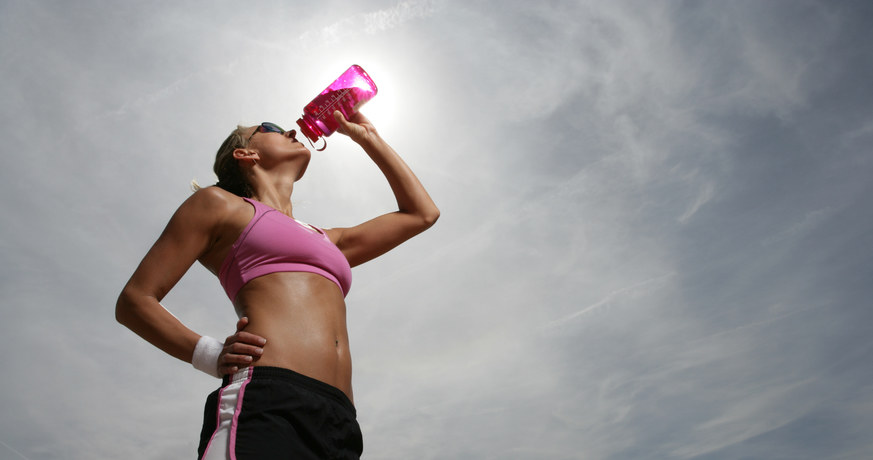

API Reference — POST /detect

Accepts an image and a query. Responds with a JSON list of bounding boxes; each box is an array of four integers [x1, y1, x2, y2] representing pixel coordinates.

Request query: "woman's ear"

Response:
[[232, 148, 259, 162]]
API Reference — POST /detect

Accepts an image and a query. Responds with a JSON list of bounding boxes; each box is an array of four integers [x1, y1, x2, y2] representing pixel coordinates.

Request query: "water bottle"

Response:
[[296, 64, 378, 150]]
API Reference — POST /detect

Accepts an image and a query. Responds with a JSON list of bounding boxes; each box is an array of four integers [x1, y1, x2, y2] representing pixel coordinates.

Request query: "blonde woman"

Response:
[[117, 110, 439, 459]]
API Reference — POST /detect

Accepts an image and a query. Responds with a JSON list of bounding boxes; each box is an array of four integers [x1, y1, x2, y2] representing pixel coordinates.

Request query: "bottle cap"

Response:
[[296, 118, 327, 151]]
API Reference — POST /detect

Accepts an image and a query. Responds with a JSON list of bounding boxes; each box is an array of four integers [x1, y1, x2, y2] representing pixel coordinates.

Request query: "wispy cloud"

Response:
[[299, 0, 441, 46], [363, 0, 440, 34], [0, 440, 32, 460], [679, 181, 716, 224], [543, 272, 676, 329]]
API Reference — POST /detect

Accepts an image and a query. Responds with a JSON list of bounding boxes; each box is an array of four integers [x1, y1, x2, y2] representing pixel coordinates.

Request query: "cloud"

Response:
[[679, 181, 716, 224], [299, 0, 442, 47], [363, 0, 440, 33], [544, 272, 677, 328], [0, 440, 32, 460]]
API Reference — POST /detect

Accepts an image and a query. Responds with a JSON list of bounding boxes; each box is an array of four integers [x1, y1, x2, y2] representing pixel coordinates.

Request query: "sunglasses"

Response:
[[247, 122, 288, 143]]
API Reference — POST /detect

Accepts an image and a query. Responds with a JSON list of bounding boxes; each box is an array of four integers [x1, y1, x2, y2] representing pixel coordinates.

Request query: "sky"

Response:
[[1, 0, 872, 458]]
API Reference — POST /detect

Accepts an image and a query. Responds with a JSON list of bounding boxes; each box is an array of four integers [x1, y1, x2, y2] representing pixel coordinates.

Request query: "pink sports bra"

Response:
[[218, 198, 352, 301]]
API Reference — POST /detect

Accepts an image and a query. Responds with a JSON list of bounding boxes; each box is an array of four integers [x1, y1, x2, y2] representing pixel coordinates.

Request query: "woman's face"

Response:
[[246, 124, 311, 179]]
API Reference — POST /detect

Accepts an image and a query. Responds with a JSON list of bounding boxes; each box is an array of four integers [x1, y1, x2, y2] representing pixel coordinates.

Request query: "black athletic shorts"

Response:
[[197, 366, 363, 460]]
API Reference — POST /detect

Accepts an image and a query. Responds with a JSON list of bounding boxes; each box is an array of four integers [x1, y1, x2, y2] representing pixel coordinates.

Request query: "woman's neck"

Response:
[[249, 176, 296, 217]]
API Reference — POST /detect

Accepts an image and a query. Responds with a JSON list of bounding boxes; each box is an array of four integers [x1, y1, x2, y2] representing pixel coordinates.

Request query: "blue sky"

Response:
[[1, 0, 872, 458]]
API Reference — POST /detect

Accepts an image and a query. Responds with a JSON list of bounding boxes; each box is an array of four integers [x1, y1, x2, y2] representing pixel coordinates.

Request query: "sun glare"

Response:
[[354, 62, 396, 135]]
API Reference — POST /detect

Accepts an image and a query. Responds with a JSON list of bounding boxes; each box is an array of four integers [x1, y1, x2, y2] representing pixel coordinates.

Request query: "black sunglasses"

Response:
[[247, 122, 287, 143]]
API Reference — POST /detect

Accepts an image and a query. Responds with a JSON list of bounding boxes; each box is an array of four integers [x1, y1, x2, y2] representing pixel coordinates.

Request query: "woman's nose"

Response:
[[285, 129, 297, 139]]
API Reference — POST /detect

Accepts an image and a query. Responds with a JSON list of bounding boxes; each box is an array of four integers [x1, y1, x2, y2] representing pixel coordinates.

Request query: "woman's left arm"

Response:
[[325, 110, 440, 267]]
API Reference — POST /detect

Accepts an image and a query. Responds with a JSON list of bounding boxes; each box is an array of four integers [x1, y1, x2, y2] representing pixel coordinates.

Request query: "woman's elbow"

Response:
[[421, 206, 440, 228], [115, 294, 129, 326], [115, 287, 139, 326]]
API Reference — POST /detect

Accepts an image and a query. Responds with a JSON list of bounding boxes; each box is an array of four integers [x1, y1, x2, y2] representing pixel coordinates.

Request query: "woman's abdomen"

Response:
[[233, 272, 353, 401]]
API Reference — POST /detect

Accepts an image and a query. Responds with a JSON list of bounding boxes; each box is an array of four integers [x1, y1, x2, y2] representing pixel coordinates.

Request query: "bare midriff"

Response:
[[232, 271, 353, 404]]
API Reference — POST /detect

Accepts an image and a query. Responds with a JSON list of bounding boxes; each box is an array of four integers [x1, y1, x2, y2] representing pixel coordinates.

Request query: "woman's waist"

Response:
[[250, 326, 351, 361], [242, 313, 352, 398], [243, 309, 350, 359]]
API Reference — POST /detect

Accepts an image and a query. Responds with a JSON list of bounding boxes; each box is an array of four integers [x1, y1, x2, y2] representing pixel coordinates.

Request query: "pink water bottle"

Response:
[[296, 64, 378, 150]]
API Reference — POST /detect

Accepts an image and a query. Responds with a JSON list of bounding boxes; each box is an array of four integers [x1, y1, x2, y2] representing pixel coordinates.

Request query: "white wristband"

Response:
[[192, 336, 223, 378]]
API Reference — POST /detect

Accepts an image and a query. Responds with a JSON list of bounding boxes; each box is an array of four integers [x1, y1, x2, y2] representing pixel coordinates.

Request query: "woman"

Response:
[[116, 110, 439, 459]]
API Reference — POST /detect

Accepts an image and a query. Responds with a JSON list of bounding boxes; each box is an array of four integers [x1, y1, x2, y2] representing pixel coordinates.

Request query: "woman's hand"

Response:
[[217, 316, 266, 375], [333, 110, 378, 144]]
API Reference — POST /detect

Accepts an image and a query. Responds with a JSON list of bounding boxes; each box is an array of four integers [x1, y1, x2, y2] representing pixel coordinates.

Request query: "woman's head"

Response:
[[198, 123, 310, 197]]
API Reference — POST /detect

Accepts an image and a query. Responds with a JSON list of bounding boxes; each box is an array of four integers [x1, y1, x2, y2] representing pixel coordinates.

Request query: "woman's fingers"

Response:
[[217, 318, 267, 375], [333, 110, 352, 135], [333, 110, 375, 139], [236, 331, 267, 346], [232, 317, 266, 346], [217, 345, 261, 375], [221, 337, 264, 361], [223, 340, 265, 358]]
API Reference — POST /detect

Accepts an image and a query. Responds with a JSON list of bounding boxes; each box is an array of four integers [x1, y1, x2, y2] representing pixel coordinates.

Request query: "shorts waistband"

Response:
[[223, 366, 355, 414]]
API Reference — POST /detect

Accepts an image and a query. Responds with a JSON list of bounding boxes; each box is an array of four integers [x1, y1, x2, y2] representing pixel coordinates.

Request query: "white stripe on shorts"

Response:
[[201, 367, 253, 460]]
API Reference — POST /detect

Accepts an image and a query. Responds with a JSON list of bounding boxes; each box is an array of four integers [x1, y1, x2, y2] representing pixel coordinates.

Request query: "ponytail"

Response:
[[199, 126, 253, 198]]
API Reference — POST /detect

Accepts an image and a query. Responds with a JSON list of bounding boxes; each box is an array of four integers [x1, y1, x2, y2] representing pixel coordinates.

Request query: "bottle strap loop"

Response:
[[305, 136, 327, 151]]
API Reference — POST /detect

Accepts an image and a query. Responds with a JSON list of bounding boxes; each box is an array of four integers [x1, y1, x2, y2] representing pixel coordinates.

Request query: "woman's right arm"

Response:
[[116, 187, 263, 374]]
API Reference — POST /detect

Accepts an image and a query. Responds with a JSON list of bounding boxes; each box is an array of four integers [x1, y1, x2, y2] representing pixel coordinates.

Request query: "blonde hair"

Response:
[[192, 125, 254, 197]]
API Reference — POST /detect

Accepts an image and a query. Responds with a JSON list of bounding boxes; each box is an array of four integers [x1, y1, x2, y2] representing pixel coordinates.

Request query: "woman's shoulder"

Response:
[[176, 186, 248, 222], [189, 185, 237, 204]]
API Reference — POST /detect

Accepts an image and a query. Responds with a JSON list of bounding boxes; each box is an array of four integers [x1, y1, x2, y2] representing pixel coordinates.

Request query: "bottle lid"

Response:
[[296, 118, 327, 151]]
